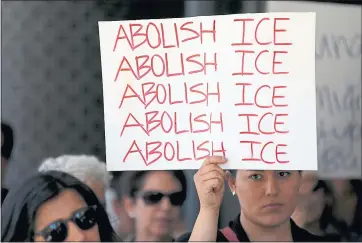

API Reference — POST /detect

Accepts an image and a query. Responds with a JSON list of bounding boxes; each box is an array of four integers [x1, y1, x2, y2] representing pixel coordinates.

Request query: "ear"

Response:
[[226, 171, 236, 195], [123, 196, 136, 218]]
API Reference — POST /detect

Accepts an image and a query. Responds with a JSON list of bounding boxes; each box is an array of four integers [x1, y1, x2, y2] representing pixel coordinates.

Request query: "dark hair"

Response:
[[1, 122, 14, 160], [123, 170, 187, 202], [317, 179, 362, 240], [1, 170, 121, 242]]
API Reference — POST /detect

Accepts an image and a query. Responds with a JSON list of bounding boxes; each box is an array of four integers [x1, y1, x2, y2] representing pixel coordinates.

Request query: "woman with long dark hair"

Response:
[[1, 170, 120, 242]]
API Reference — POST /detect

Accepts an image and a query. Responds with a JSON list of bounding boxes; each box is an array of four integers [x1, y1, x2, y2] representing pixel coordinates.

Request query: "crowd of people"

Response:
[[1, 122, 361, 242]]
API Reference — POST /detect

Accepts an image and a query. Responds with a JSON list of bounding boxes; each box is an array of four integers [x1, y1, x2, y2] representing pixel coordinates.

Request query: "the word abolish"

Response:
[[123, 140, 226, 166], [119, 82, 221, 109], [121, 112, 224, 136]]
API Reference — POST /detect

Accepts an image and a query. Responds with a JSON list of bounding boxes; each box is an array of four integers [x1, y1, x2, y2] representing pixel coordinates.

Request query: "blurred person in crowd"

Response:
[[177, 156, 334, 242], [122, 170, 187, 241], [292, 172, 340, 241], [294, 177, 362, 241], [105, 187, 124, 230], [1, 170, 120, 242], [323, 179, 362, 241], [110, 172, 134, 240], [38, 154, 111, 204], [1, 122, 14, 204], [110, 171, 188, 240]]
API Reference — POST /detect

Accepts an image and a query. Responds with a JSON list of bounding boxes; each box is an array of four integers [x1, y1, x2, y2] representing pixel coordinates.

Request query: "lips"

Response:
[[263, 203, 283, 208], [155, 218, 172, 224]]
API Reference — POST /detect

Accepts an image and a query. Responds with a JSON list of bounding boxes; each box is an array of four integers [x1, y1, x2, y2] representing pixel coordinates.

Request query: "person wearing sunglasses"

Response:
[[38, 154, 112, 205], [1, 170, 120, 242], [122, 170, 187, 241], [176, 156, 335, 242]]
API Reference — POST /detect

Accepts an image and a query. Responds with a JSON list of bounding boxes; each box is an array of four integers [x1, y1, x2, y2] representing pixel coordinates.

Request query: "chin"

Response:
[[152, 227, 170, 237], [258, 214, 290, 227]]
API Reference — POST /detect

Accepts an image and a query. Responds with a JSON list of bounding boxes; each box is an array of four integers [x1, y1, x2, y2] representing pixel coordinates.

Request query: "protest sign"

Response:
[[98, 12, 317, 171], [266, 1, 361, 178]]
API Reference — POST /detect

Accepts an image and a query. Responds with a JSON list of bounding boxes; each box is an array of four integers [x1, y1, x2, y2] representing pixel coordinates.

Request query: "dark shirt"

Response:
[[176, 214, 340, 242], [1, 187, 8, 204]]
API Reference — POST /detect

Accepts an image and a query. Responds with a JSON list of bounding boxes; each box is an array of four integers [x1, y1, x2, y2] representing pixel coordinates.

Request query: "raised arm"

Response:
[[189, 156, 227, 242]]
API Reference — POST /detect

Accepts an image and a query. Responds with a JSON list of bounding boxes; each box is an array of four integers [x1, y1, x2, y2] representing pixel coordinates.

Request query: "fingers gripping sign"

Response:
[[194, 156, 228, 211]]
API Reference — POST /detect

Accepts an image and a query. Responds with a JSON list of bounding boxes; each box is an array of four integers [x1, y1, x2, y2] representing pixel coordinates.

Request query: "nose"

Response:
[[66, 222, 86, 242], [159, 196, 172, 211], [265, 177, 280, 196]]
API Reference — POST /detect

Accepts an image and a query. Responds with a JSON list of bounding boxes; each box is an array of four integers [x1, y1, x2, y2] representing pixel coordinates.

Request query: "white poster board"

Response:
[[266, 1, 361, 179], [98, 12, 317, 171]]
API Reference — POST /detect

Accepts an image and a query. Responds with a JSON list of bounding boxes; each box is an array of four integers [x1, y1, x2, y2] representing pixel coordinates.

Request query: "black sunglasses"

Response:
[[139, 191, 185, 206], [34, 205, 98, 242]]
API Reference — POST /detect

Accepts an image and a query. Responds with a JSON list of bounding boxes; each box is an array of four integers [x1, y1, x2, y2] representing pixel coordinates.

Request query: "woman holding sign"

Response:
[[176, 156, 334, 242]]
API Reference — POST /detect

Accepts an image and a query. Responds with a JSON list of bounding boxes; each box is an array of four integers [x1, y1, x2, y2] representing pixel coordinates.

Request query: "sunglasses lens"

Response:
[[169, 192, 185, 206], [74, 207, 98, 230], [143, 192, 164, 205], [43, 222, 67, 242]]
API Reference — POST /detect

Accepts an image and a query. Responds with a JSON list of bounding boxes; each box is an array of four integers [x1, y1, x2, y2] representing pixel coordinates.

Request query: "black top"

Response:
[[1, 187, 9, 204], [176, 214, 341, 242]]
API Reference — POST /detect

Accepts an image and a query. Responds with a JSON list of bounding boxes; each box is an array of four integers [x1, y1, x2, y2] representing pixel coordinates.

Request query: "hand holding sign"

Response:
[[98, 12, 317, 171], [193, 156, 227, 212]]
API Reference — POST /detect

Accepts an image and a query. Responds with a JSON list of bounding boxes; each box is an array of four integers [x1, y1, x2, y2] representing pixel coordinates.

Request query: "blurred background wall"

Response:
[[1, 0, 361, 230], [2, 0, 108, 187]]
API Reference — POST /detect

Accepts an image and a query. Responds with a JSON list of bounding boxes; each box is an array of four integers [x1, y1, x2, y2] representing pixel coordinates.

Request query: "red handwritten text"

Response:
[[114, 52, 217, 81], [123, 140, 226, 166], [235, 83, 290, 163], [121, 112, 224, 136], [119, 82, 221, 109], [231, 17, 292, 76], [113, 20, 217, 52]]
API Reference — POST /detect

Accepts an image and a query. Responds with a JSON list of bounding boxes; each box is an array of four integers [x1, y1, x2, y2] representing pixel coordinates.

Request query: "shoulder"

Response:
[[175, 231, 229, 242]]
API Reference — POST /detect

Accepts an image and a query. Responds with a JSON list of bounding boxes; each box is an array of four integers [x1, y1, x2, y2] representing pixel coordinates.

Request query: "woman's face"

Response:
[[234, 170, 301, 227], [34, 189, 100, 242], [129, 171, 184, 239]]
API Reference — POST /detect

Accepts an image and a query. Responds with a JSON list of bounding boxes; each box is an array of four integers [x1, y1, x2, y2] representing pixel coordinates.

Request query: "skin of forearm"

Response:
[[189, 208, 220, 242]]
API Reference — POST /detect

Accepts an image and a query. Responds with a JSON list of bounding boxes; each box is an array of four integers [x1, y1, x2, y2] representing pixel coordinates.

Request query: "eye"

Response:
[[278, 171, 291, 177], [250, 174, 263, 180]]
